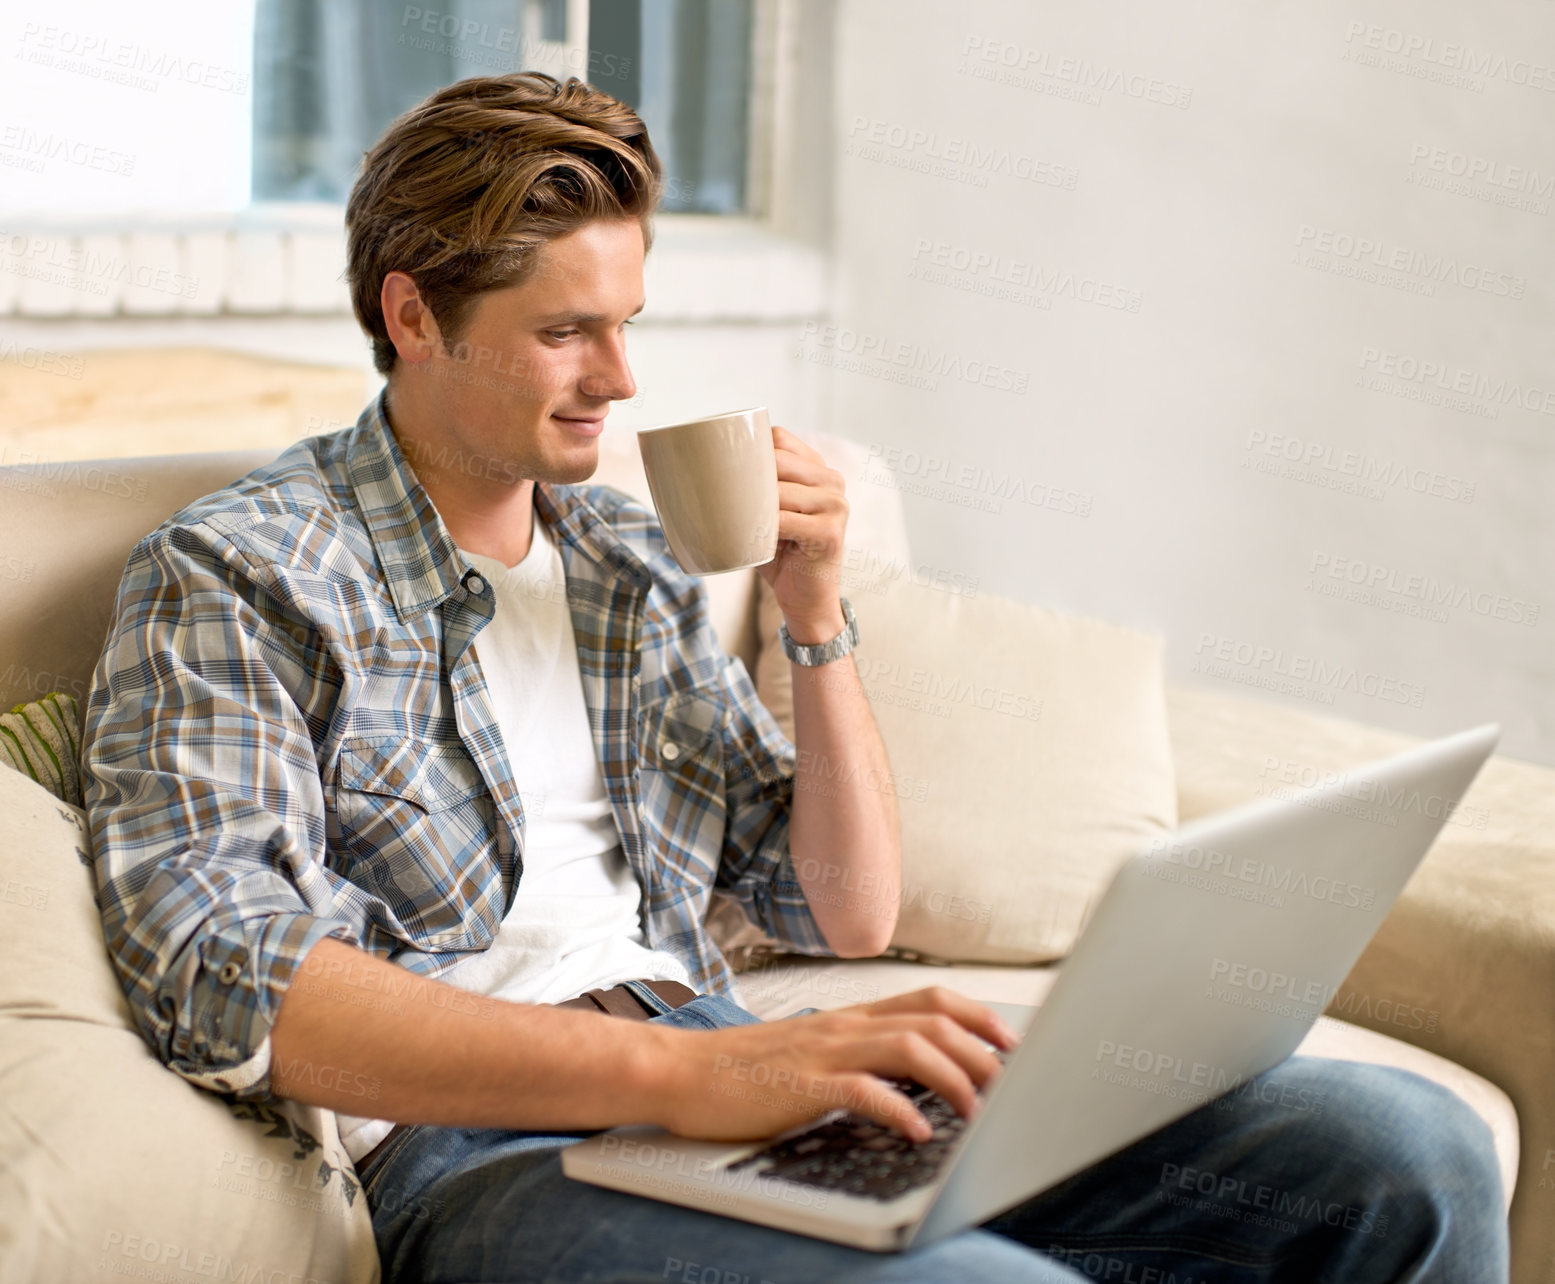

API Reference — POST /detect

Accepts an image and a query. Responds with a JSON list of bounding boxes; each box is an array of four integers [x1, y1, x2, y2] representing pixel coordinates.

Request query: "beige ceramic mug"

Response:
[[636, 407, 779, 575]]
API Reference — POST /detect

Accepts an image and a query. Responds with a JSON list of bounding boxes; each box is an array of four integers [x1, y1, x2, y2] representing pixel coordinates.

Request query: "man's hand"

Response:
[[647, 987, 1021, 1144], [756, 423, 849, 643]]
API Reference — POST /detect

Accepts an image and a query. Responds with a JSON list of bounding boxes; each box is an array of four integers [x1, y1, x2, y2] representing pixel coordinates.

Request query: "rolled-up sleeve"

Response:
[[712, 650, 835, 957], [82, 520, 356, 1100]]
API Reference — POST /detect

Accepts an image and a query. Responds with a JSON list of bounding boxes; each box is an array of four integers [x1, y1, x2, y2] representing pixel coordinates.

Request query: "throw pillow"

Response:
[[0, 691, 82, 806], [0, 762, 379, 1282], [746, 575, 1178, 965]]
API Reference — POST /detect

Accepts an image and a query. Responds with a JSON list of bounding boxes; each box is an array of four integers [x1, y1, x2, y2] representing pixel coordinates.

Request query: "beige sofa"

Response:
[[1, 406, 1550, 1280]]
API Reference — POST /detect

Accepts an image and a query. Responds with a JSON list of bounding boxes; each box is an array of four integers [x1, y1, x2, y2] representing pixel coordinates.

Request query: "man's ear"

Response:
[[381, 271, 442, 366]]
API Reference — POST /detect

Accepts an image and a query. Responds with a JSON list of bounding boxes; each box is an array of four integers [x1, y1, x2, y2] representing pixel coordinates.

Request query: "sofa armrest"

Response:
[[1167, 683, 1555, 1284]]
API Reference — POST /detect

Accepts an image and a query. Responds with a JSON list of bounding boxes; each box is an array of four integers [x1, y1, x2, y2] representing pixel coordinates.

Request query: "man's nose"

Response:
[[581, 332, 636, 402]]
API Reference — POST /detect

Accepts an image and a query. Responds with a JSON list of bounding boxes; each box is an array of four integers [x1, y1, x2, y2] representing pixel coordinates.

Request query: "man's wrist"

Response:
[[634, 1022, 699, 1133], [781, 605, 848, 646]]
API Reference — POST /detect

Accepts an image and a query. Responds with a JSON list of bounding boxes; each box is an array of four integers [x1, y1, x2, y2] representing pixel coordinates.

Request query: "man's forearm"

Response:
[[268, 937, 681, 1129], [784, 606, 904, 956], [273, 935, 1014, 1145]]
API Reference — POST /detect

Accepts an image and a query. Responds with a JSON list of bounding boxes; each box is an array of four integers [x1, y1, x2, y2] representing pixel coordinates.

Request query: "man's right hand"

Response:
[[646, 987, 1020, 1144]]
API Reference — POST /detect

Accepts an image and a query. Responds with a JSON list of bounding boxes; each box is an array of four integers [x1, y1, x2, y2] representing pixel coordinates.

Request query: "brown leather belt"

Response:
[[551, 978, 698, 1018], [356, 980, 699, 1174]]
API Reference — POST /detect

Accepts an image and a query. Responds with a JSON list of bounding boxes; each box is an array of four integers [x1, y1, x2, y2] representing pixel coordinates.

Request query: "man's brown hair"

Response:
[[345, 72, 663, 375]]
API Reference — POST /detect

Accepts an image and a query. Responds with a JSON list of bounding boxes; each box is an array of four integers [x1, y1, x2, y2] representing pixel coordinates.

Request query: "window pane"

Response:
[[588, 0, 752, 214], [538, 0, 569, 42], [253, 0, 569, 202]]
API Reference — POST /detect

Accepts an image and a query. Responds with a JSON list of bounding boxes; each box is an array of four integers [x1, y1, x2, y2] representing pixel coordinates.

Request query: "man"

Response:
[[83, 72, 1506, 1282]]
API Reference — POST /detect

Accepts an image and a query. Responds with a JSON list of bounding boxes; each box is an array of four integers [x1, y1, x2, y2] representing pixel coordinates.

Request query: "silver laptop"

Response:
[[562, 723, 1498, 1251]]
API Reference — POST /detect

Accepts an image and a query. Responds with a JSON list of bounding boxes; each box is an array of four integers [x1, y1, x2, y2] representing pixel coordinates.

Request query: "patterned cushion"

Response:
[[0, 692, 81, 806]]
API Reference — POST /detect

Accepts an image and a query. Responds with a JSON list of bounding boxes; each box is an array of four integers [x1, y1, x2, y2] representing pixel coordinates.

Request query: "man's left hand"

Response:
[[757, 424, 849, 641]]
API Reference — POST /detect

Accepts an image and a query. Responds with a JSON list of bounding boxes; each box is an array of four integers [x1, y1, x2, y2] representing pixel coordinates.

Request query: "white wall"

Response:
[[823, 0, 1555, 764], [1, 0, 254, 213]]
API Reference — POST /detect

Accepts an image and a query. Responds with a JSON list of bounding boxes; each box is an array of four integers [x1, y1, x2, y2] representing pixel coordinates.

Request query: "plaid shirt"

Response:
[[82, 392, 831, 1101]]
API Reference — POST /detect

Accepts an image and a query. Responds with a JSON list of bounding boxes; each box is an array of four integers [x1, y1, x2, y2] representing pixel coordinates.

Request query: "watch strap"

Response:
[[779, 597, 860, 666]]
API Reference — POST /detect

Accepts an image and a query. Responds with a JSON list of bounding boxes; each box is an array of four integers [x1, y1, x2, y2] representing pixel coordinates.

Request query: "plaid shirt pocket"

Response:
[[331, 736, 499, 951], [637, 687, 728, 882]]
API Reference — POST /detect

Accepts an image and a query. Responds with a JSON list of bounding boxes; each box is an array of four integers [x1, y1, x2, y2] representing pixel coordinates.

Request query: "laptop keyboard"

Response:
[[725, 1059, 1004, 1202]]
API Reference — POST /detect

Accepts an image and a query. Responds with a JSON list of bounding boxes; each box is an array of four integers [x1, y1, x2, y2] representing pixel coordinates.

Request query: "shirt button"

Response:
[[466, 574, 486, 595], [661, 742, 681, 761], [217, 961, 242, 985]]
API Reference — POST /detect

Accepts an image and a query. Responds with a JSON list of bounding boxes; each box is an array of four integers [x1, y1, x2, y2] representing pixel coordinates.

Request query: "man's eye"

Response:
[[546, 329, 578, 341]]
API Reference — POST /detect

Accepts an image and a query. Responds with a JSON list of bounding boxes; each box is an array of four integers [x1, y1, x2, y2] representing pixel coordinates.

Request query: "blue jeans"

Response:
[[358, 989, 1508, 1283]]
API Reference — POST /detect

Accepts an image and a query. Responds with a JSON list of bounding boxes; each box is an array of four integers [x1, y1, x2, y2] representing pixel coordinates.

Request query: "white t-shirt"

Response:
[[335, 504, 691, 1162]]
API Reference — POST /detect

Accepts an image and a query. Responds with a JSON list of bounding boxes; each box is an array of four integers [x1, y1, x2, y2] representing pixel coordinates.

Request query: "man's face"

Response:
[[402, 217, 644, 486]]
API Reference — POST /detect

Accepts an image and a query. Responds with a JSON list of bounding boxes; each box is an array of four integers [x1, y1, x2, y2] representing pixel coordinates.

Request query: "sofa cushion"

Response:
[[733, 956, 1519, 1209], [0, 764, 379, 1283], [747, 577, 1177, 965]]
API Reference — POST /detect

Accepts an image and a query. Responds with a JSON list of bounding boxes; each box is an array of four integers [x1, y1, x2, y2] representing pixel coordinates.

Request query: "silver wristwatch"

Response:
[[778, 597, 860, 666]]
